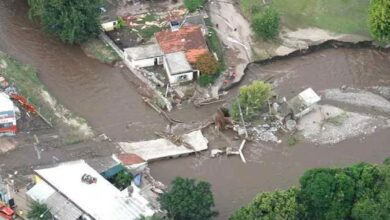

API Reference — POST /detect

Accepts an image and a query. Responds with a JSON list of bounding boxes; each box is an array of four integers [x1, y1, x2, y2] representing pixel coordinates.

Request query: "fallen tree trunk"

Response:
[[142, 97, 183, 124]]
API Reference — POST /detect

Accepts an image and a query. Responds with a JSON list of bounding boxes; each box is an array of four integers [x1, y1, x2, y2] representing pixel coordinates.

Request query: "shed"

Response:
[[163, 51, 199, 84], [124, 44, 163, 68], [287, 88, 321, 118]]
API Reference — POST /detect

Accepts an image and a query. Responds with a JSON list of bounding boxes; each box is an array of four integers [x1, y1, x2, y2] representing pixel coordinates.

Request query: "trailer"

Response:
[[0, 93, 17, 136]]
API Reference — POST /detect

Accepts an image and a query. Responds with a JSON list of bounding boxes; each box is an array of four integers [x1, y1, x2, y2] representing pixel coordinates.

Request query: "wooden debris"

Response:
[[142, 97, 183, 124]]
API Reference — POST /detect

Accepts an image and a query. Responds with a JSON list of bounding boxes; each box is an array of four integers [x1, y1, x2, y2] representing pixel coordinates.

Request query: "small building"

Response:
[[0, 92, 16, 136], [287, 88, 321, 118], [29, 160, 155, 220], [124, 44, 164, 68], [118, 130, 208, 161], [101, 20, 118, 32], [164, 52, 199, 84]]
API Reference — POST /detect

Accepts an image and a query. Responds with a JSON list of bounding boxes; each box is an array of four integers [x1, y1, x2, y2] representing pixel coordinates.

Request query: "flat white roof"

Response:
[[164, 51, 193, 75], [35, 160, 154, 220], [299, 88, 321, 106], [119, 130, 208, 161], [124, 44, 163, 60], [0, 92, 14, 113]]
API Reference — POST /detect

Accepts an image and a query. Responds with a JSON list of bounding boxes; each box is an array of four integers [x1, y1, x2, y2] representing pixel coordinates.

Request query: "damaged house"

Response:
[[0, 92, 17, 136], [122, 24, 209, 85]]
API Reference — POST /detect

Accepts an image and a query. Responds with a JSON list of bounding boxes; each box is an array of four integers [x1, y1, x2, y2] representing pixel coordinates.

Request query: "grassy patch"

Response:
[[82, 38, 120, 64], [325, 113, 348, 126], [205, 18, 226, 72], [137, 25, 163, 39], [0, 51, 55, 123], [0, 51, 94, 144], [197, 74, 219, 87], [240, 0, 370, 36]]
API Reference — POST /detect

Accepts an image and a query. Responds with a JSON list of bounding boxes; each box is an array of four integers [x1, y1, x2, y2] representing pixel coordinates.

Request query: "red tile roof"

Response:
[[116, 153, 145, 165], [155, 25, 208, 63]]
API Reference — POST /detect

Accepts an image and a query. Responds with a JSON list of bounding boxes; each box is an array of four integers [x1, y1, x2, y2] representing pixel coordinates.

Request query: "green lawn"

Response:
[[240, 0, 370, 36]]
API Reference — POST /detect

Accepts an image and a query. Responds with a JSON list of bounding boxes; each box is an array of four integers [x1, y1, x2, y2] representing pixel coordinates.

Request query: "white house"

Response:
[[163, 52, 199, 84], [124, 44, 164, 68], [29, 160, 155, 220]]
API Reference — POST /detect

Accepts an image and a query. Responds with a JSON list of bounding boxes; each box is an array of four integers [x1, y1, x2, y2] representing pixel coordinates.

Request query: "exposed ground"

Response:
[[81, 38, 120, 64]]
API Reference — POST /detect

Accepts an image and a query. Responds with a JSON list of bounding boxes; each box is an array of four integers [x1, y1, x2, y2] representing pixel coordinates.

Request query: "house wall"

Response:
[[125, 54, 163, 68]]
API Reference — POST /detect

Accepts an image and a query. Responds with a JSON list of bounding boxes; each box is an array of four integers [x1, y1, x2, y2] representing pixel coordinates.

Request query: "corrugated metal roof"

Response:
[[27, 181, 84, 220], [35, 160, 155, 220]]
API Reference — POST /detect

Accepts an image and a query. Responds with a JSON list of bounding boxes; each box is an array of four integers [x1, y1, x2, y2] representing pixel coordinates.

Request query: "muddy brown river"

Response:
[[1, 1, 390, 219]]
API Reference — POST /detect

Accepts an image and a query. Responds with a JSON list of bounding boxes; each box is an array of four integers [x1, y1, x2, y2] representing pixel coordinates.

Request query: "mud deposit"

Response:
[[1, 1, 390, 219]]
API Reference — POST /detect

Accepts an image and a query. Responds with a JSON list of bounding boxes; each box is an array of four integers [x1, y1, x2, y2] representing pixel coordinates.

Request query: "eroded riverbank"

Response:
[[0, 1, 390, 219]]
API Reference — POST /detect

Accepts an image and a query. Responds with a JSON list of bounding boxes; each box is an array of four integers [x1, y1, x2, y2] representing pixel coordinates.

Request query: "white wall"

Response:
[[132, 58, 156, 68], [166, 71, 194, 84]]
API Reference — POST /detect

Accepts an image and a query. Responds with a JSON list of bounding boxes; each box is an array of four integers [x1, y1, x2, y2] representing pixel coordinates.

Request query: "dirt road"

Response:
[[208, 0, 253, 87]]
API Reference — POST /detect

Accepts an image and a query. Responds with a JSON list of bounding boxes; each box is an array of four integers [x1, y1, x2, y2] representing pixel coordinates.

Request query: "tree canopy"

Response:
[[183, 0, 204, 12], [27, 201, 53, 220], [230, 188, 300, 220], [230, 159, 390, 220], [368, 0, 390, 42], [230, 80, 273, 121], [195, 52, 219, 75], [158, 177, 218, 220], [28, 0, 102, 44], [251, 7, 280, 40]]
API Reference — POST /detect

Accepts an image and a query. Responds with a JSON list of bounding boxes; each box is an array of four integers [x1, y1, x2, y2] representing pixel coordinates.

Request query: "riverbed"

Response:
[[1, 1, 389, 219]]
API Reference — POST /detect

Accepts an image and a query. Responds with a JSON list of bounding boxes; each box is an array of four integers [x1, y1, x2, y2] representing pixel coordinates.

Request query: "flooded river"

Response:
[[1, 1, 390, 219]]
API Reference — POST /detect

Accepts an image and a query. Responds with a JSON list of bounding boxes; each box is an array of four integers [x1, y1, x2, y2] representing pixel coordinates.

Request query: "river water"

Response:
[[1, 1, 390, 219]]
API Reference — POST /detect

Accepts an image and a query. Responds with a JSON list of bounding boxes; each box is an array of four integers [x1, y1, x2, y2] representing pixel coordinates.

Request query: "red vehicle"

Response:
[[0, 203, 14, 220]]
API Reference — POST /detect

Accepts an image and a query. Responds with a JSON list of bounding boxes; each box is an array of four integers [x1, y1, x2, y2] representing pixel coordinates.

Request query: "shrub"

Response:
[[184, 0, 204, 12], [27, 202, 53, 220], [230, 81, 273, 121], [251, 7, 280, 40], [158, 177, 218, 220], [368, 0, 390, 42], [112, 170, 133, 190], [198, 74, 218, 87], [194, 52, 219, 75]]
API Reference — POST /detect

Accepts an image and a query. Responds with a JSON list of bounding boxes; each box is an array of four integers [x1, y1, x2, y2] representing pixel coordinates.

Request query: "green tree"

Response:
[[28, 0, 102, 44], [230, 81, 273, 121], [184, 0, 204, 12], [368, 0, 390, 42], [251, 7, 280, 40], [195, 52, 219, 75], [158, 177, 218, 220], [113, 170, 134, 190], [230, 188, 300, 220], [27, 201, 53, 220]]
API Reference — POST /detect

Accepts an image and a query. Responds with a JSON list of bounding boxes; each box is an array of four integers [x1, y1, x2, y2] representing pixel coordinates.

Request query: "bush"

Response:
[[198, 74, 218, 87], [112, 170, 133, 190], [27, 202, 53, 220], [230, 81, 273, 121], [195, 52, 219, 75], [368, 0, 390, 42], [184, 0, 204, 12], [251, 7, 280, 40], [158, 177, 218, 220]]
